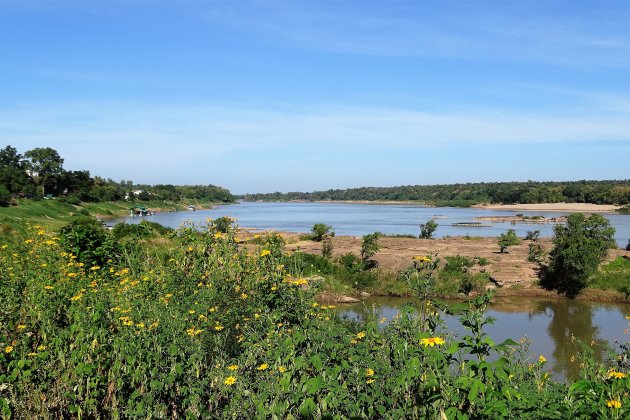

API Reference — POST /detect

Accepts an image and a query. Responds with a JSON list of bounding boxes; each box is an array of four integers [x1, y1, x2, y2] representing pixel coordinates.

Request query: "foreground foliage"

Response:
[[1, 222, 628, 418]]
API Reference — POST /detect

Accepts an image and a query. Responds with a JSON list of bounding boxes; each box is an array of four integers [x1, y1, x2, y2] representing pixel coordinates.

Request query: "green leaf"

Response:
[[299, 397, 317, 417]]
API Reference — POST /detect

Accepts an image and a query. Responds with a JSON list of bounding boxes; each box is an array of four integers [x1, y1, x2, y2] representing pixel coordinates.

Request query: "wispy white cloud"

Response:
[[2, 99, 629, 153]]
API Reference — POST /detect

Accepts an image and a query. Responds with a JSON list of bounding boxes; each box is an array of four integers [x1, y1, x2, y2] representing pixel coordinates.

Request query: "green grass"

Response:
[[590, 257, 630, 296]]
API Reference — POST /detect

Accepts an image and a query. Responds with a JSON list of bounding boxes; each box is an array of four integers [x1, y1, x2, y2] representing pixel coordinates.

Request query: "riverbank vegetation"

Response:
[[0, 145, 234, 206], [1, 220, 628, 418], [242, 179, 630, 206]]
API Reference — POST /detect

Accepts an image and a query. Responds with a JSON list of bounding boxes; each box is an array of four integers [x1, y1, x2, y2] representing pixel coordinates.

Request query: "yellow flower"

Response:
[[214, 325, 224, 331], [608, 370, 627, 379], [228, 365, 238, 371], [69, 293, 83, 301], [17, 325, 26, 331], [260, 249, 271, 257], [366, 379, 375, 384], [356, 331, 366, 339], [5, 346, 13, 353], [188, 310, 196, 314], [240, 293, 248, 299], [606, 399, 622, 409], [278, 366, 286, 373], [257, 363, 269, 371], [213, 232, 224, 239], [539, 355, 547, 363], [186, 327, 203, 336], [37, 345, 46, 351], [366, 368, 375, 376], [420, 337, 445, 347], [379, 317, 387, 324], [224, 376, 237, 386], [90, 266, 100, 271]]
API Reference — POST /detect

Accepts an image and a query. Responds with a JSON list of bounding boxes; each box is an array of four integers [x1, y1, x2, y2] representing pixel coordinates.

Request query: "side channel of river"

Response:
[[338, 296, 630, 381]]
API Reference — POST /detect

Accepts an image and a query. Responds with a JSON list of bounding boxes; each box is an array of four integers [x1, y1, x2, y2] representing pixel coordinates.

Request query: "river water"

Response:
[[339, 296, 630, 380], [114, 201, 630, 247]]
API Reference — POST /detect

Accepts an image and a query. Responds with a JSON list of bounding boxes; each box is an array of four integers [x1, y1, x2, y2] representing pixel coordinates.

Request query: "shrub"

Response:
[[525, 230, 540, 241], [360, 232, 380, 263], [498, 229, 520, 253], [419, 219, 438, 239], [528, 242, 544, 263], [545, 213, 616, 297], [58, 215, 120, 266], [321, 235, 333, 259], [309, 223, 334, 241], [338, 252, 363, 273], [213, 216, 233, 233]]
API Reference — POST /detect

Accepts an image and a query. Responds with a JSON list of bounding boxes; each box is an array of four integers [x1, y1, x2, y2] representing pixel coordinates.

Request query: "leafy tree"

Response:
[[626, 239, 630, 251], [419, 219, 438, 239], [546, 213, 616, 297], [498, 229, 520, 253], [309, 223, 334, 242], [361, 232, 380, 265], [24, 147, 64, 196], [0, 145, 25, 169]]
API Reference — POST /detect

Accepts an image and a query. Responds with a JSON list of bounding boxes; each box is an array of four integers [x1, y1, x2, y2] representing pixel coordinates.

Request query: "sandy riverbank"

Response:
[[473, 203, 621, 213]]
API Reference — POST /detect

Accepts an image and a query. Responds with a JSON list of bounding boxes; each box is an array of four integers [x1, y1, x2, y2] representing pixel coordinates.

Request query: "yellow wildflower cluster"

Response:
[[186, 327, 203, 336], [607, 370, 627, 379], [420, 337, 445, 347], [606, 399, 622, 409]]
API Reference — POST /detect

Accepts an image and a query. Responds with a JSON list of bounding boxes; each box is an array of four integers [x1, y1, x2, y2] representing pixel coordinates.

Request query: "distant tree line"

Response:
[[0, 145, 234, 205], [242, 180, 630, 206]]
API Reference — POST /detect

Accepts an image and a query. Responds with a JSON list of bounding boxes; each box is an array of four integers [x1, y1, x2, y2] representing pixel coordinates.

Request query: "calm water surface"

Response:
[[115, 201, 630, 247], [339, 296, 630, 380]]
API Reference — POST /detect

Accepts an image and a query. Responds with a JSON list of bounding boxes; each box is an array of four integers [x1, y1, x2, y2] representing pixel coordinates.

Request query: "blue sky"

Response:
[[1, 0, 629, 194]]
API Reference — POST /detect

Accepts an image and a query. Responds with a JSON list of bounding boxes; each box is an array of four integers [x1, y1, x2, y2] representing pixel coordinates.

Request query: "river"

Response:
[[339, 296, 630, 380], [114, 201, 630, 247]]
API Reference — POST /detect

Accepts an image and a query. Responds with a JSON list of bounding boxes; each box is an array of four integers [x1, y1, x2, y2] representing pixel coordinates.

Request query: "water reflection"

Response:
[[338, 296, 630, 380]]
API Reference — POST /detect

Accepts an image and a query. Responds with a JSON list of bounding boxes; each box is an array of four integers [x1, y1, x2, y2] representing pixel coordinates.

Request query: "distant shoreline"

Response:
[[472, 203, 621, 213], [255, 200, 623, 213]]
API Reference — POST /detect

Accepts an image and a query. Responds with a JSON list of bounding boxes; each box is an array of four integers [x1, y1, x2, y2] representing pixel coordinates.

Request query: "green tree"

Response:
[[361, 232, 380, 264], [419, 219, 438, 239], [309, 223, 334, 242], [24, 147, 64, 196], [546, 213, 616, 297], [498, 229, 520, 253]]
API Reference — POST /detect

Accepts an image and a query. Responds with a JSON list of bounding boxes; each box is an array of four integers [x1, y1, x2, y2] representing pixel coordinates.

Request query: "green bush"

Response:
[[361, 232, 380, 264], [545, 213, 616, 297], [419, 219, 438, 239], [58, 215, 120, 266], [308, 223, 334, 241], [498, 229, 520, 253]]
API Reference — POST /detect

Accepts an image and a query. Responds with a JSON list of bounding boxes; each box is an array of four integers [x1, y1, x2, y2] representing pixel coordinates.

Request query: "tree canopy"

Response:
[[545, 213, 616, 297], [0, 145, 234, 205]]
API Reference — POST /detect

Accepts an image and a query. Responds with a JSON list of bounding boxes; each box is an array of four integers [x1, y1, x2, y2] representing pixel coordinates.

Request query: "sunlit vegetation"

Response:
[[2, 219, 627, 417], [0, 145, 234, 205]]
